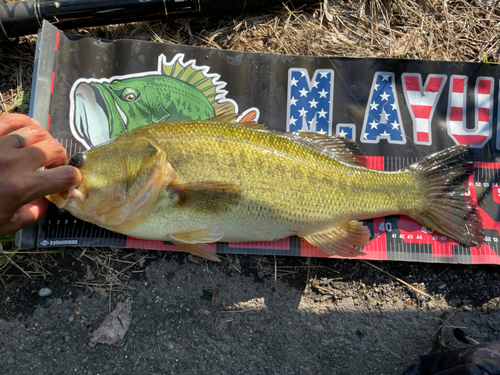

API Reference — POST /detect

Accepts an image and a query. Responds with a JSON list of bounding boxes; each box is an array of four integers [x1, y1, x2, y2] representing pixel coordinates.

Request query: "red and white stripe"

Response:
[[402, 73, 446, 145], [447, 75, 493, 148]]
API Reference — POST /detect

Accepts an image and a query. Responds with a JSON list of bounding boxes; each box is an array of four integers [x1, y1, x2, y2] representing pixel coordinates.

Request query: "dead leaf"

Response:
[[88, 298, 132, 347], [392, 30, 417, 58], [211, 285, 222, 304], [323, 0, 334, 22], [86, 264, 95, 281]]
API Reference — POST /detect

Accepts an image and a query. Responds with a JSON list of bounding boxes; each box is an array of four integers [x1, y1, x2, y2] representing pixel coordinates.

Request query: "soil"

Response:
[[1, 251, 500, 375]]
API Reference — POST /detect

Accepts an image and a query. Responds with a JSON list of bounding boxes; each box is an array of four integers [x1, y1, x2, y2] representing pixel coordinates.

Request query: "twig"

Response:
[[223, 254, 242, 274], [0, 92, 6, 113], [312, 282, 337, 295], [303, 257, 311, 293], [429, 279, 462, 310], [433, 311, 456, 336], [5, 255, 31, 279], [362, 261, 432, 299], [374, 341, 402, 360], [274, 256, 277, 282], [109, 282, 112, 313]]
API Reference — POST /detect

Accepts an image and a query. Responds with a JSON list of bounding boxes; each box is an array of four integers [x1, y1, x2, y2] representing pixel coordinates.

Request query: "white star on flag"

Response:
[[299, 88, 309, 97], [380, 91, 390, 101], [309, 98, 318, 108], [298, 107, 308, 117], [317, 108, 327, 118]]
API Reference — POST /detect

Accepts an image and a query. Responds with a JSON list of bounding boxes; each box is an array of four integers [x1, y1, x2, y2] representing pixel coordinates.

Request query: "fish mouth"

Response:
[[72, 82, 112, 149], [47, 185, 87, 209]]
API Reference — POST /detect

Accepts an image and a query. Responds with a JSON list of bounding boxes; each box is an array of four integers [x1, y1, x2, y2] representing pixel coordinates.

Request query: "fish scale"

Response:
[[48, 116, 483, 261], [119, 121, 426, 238]]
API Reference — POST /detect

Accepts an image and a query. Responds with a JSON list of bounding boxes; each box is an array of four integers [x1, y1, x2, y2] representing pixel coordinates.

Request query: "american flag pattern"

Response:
[[361, 72, 406, 144], [402, 73, 447, 146], [447, 75, 494, 148], [286, 68, 334, 135], [336, 123, 356, 141]]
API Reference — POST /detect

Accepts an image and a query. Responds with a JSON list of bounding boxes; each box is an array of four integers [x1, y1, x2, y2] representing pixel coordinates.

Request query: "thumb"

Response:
[[25, 166, 82, 204]]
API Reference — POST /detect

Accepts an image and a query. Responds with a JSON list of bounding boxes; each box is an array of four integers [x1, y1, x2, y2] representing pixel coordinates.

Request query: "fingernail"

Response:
[[67, 166, 82, 186], [74, 168, 82, 185], [57, 166, 81, 187]]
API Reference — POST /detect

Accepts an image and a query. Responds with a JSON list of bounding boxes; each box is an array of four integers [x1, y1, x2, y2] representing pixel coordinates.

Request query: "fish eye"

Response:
[[121, 88, 139, 102], [69, 153, 85, 168], [124, 93, 135, 102]]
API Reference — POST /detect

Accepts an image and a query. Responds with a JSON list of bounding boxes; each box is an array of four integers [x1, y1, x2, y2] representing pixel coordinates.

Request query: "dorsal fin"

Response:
[[282, 131, 365, 166], [161, 55, 236, 115], [206, 114, 268, 130]]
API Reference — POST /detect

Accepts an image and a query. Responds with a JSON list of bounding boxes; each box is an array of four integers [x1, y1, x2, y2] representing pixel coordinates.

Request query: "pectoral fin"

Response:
[[302, 220, 369, 257], [167, 181, 242, 214]]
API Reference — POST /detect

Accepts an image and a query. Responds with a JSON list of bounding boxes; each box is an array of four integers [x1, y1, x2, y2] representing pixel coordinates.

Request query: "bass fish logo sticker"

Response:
[[70, 54, 260, 149]]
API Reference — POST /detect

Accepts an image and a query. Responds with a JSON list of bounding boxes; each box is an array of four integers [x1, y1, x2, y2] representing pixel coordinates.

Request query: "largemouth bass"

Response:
[[49, 115, 483, 261]]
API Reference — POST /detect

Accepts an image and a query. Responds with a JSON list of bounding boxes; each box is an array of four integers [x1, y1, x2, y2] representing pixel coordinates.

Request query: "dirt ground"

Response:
[[1, 1, 500, 374], [1, 251, 500, 374]]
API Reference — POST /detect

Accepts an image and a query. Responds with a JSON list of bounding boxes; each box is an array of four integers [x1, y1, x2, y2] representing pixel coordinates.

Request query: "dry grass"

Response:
[[2, 0, 499, 111], [1, 0, 499, 114], [0, 0, 499, 286]]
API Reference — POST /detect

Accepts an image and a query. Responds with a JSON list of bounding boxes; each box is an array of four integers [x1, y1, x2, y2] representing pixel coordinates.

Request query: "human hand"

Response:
[[0, 114, 82, 235]]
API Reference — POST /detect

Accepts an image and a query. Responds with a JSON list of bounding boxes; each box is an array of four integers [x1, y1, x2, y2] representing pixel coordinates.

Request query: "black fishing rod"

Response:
[[0, 0, 317, 39]]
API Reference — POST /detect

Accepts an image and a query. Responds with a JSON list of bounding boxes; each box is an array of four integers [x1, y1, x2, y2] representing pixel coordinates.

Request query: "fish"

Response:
[[48, 115, 483, 261], [71, 56, 239, 148]]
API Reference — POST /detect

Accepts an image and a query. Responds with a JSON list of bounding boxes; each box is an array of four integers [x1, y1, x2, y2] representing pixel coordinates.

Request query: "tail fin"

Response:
[[406, 144, 483, 247]]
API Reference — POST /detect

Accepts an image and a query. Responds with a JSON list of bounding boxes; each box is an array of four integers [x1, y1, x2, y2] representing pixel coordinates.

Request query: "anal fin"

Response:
[[169, 228, 224, 262], [302, 220, 369, 257], [170, 228, 224, 243], [171, 240, 220, 262]]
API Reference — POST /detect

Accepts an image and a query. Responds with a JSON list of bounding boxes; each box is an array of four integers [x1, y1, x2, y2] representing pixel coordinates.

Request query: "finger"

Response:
[[0, 124, 53, 149], [19, 137, 68, 169], [0, 114, 40, 137], [14, 166, 82, 208], [0, 198, 49, 235]]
